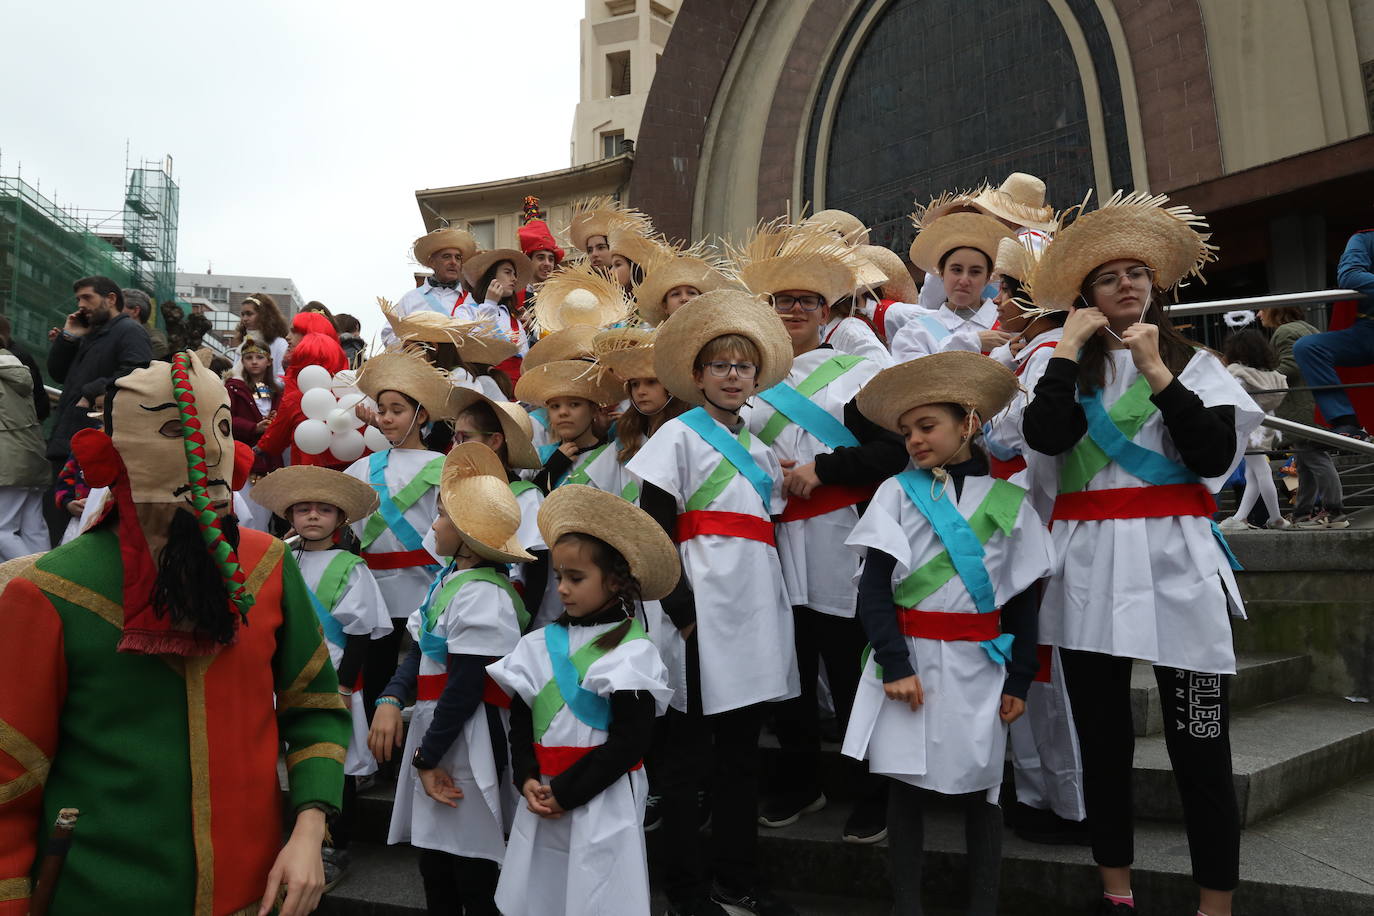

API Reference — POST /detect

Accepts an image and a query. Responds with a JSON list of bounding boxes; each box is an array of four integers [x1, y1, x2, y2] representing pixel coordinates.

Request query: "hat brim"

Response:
[[356, 350, 457, 420], [651, 289, 793, 405], [855, 245, 918, 303], [414, 228, 477, 266], [969, 189, 1057, 233], [857, 352, 1019, 433], [522, 326, 599, 371], [634, 259, 729, 326], [440, 445, 535, 563], [538, 485, 682, 601], [514, 359, 624, 408], [251, 466, 379, 525], [908, 212, 1015, 275], [448, 386, 541, 469], [463, 249, 535, 292]]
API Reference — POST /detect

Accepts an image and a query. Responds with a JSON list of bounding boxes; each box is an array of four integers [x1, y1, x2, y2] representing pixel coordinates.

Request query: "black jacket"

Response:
[[46, 313, 152, 458]]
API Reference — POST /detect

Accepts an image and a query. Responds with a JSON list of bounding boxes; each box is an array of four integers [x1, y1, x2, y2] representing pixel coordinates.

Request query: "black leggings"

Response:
[[886, 781, 1002, 916], [1059, 648, 1240, 891], [417, 848, 499, 916]]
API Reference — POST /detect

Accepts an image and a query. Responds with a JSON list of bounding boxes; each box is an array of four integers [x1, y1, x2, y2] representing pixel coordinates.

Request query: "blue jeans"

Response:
[[1292, 317, 1374, 424]]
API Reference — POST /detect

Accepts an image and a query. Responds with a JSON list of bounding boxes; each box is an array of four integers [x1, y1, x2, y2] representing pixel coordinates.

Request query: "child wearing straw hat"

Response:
[[625, 288, 800, 916], [367, 443, 534, 914], [515, 358, 625, 500], [250, 465, 391, 887], [463, 246, 536, 378], [848, 243, 921, 350], [487, 485, 677, 916], [1020, 193, 1262, 916], [842, 351, 1054, 916], [632, 241, 730, 326]]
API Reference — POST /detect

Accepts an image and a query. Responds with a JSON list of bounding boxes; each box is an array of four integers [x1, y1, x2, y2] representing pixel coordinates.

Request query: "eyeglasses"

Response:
[[771, 293, 825, 313], [702, 361, 758, 379], [1089, 265, 1155, 294], [451, 429, 496, 444]]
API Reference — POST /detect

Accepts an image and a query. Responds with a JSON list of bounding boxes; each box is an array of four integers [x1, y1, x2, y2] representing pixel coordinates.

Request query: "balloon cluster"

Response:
[[292, 365, 391, 462]]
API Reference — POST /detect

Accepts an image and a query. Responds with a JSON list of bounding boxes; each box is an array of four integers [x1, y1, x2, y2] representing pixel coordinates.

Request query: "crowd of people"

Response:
[[0, 181, 1370, 916]]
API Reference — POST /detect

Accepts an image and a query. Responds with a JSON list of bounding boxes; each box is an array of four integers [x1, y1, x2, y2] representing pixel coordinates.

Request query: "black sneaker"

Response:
[[321, 847, 350, 893], [664, 897, 729, 916], [1012, 804, 1091, 846], [757, 789, 826, 828], [644, 794, 662, 832], [1093, 897, 1135, 914], [841, 794, 887, 844], [710, 882, 798, 916], [698, 789, 712, 832]]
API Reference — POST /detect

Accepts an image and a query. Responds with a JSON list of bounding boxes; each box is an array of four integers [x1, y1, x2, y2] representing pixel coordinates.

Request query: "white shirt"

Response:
[[382, 281, 478, 347]]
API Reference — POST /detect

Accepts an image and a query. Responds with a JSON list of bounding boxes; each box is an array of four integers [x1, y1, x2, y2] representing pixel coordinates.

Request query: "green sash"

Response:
[[315, 552, 365, 612], [530, 618, 647, 742], [361, 456, 444, 548], [684, 425, 762, 511], [425, 566, 530, 636], [1059, 377, 1157, 494], [756, 354, 865, 445], [563, 441, 612, 488]]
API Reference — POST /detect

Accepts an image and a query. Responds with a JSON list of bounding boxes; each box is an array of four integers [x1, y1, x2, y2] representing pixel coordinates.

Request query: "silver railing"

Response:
[[1163, 288, 1362, 318]]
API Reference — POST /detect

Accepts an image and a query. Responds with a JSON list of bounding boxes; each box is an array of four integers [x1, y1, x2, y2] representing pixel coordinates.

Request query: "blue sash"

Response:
[[756, 382, 859, 450], [530, 407, 552, 431], [544, 623, 611, 731], [918, 314, 952, 342], [307, 589, 347, 649], [368, 450, 429, 552], [1081, 391, 1197, 486], [417, 564, 454, 665], [537, 442, 560, 463], [679, 407, 774, 512]]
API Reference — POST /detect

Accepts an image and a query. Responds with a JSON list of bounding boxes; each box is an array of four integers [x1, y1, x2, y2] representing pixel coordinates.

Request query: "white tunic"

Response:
[[1008, 646, 1086, 821], [890, 299, 999, 363], [748, 348, 882, 617], [388, 572, 523, 861], [627, 414, 799, 715], [343, 448, 445, 621], [820, 316, 895, 368], [382, 282, 478, 347], [296, 549, 392, 776], [983, 328, 1064, 516], [488, 624, 673, 916], [1026, 349, 1263, 674], [841, 474, 1055, 796]]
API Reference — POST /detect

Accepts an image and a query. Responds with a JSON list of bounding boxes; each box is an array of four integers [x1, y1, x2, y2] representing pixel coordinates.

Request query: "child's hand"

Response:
[[419, 767, 463, 808], [523, 778, 557, 817], [884, 674, 924, 711], [367, 701, 404, 762], [557, 441, 580, 458], [999, 694, 1026, 724], [535, 784, 566, 817]]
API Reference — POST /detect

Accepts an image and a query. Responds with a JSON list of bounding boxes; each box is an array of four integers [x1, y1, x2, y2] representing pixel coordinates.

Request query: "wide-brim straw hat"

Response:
[[537, 485, 682, 601], [251, 465, 379, 525], [379, 296, 485, 348], [568, 195, 652, 252], [462, 248, 535, 291], [356, 348, 457, 420], [413, 226, 477, 266], [439, 443, 534, 564], [1024, 190, 1216, 311], [652, 288, 793, 405], [633, 243, 731, 326], [802, 208, 871, 245], [593, 327, 656, 381], [857, 351, 1018, 433], [514, 359, 625, 408], [994, 236, 1037, 284], [607, 223, 668, 269], [908, 212, 1015, 275], [855, 245, 918, 302], [732, 219, 859, 307], [456, 328, 519, 367], [522, 325, 600, 371], [534, 260, 631, 333], [968, 173, 1057, 233], [448, 386, 541, 469]]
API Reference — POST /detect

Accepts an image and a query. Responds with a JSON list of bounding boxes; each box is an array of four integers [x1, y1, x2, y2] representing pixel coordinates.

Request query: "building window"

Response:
[[602, 130, 626, 160], [607, 51, 631, 97], [470, 219, 496, 251]]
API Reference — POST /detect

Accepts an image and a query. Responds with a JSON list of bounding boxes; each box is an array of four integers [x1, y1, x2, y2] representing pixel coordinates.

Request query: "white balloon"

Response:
[[335, 391, 365, 413], [363, 425, 391, 453], [325, 408, 356, 433], [297, 364, 332, 393], [300, 387, 337, 421], [293, 419, 332, 455], [329, 428, 366, 463]]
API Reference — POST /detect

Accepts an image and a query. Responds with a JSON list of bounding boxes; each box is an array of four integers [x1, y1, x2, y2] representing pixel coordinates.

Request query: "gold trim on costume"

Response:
[[284, 641, 330, 697], [183, 656, 215, 916], [0, 720, 49, 795], [277, 690, 347, 711], [245, 538, 285, 597], [22, 568, 123, 629], [0, 771, 39, 805], [0, 877, 31, 902], [285, 742, 346, 770]]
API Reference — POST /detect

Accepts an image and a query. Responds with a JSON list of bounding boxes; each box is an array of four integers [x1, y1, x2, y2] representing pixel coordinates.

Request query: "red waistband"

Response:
[[1034, 644, 1053, 683], [534, 743, 644, 777], [676, 510, 775, 546], [362, 547, 439, 570], [988, 454, 1027, 481], [897, 607, 1001, 641], [1051, 483, 1216, 522], [779, 482, 876, 522], [416, 673, 512, 709]]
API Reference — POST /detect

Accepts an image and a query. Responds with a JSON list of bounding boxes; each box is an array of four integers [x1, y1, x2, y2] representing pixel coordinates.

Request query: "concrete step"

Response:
[[1132, 694, 1374, 825], [321, 775, 1374, 915], [1130, 652, 1312, 737]]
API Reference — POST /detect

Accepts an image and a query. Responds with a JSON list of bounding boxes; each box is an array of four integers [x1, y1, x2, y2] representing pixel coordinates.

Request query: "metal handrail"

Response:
[[1163, 288, 1363, 318], [1261, 415, 1374, 455]]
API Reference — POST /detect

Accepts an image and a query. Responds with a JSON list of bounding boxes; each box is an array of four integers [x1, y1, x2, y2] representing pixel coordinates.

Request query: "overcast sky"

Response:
[[1, 1, 583, 344]]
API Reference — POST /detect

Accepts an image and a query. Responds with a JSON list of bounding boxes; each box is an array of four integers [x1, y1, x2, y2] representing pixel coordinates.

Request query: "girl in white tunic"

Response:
[[1021, 193, 1262, 916], [366, 443, 534, 915], [249, 465, 391, 884], [842, 352, 1053, 916], [488, 485, 678, 916], [626, 290, 799, 916], [521, 325, 607, 464], [516, 359, 625, 500]]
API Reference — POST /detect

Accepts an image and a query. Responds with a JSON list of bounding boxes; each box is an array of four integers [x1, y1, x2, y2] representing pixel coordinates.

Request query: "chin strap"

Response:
[[633, 394, 675, 417], [702, 392, 743, 416]]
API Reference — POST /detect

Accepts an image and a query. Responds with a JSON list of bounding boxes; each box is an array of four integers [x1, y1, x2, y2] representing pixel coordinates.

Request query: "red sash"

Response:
[[987, 455, 1027, 480], [534, 743, 644, 777], [1051, 483, 1216, 522], [779, 482, 876, 522], [416, 672, 512, 708], [362, 548, 438, 571], [1015, 341, 1060, 377], [1034, 644, 1054, 684], [897, 608, 1002, 641], [872, 298, 897, 344], [675, 510, 776, 546]]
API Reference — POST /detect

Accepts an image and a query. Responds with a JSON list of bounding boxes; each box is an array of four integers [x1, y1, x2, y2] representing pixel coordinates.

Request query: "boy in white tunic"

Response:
[[521, 325, 605, 460], [488, 485, 677, 916], [626, 289, 800, 916], [1021, 192, 1262, 916], [366, 443, 534, 915], [843, 352, 1054, 916], [250, 465, 391, 887]]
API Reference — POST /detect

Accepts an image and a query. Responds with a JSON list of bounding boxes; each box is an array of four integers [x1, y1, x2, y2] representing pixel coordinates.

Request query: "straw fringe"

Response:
[[532, 259, 632, 335], [726, 217, 860, 305]]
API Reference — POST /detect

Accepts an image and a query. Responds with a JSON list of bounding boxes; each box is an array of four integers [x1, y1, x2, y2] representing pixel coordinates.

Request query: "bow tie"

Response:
[[428, 279, 458, 290]]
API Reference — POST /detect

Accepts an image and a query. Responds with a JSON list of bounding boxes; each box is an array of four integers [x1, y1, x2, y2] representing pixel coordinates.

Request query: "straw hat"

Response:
[[413, 226, 477, 266], [908, 211, 1015, 275], [855, 245, 918, 302], [633, 242, 731, 326], [448, 386, 541, 469], [731, 218, 859, 307], [607, 221, 668, 269], [968, 173, 1057, 233], [250, 465, 379, 525], [462, 248, 535, 292], [1024, 190, 1217, 312], [537, 485, 682, 601], [514, 359, 624, 408], [356, 348, 457, 420], [379, 296, 482, 346], [916, 188, 982, 225], [439, 443, 534, 564], [652, 288, 793, 405], [802, 209, 870, 246], [522, 325, 599, 372], [593, 327, 656, 381], [857, 351, 1018, 433], [455, 328, 519, 367], [534, 260, 632, 333], [568, 195, 653, 252], [994, 236, 1037, 284]]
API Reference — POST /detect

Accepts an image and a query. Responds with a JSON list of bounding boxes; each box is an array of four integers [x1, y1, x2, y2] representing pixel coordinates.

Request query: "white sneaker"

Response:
[[1217, 516, 1254, 532], [1266, 516, 1293, 530]]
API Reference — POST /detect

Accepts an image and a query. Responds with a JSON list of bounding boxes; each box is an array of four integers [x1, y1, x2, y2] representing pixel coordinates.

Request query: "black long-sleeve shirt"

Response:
[[532, 438, 607, 494], [336, 634, 369, 690], [813, 399, 909, 485], [507, 604, 658, 811], [638, 483, 696, 628]]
